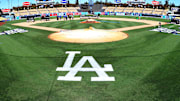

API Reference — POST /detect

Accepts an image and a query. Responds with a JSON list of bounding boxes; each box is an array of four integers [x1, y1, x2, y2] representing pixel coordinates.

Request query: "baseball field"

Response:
[[0, 16, 180, 101]]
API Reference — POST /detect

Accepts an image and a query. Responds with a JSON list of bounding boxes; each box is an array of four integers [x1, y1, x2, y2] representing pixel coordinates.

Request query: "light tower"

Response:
[[89, 0, 93, 13], [76, 0, 79, 5]]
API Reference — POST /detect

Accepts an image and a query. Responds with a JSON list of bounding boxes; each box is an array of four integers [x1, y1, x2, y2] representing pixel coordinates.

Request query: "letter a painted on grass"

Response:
[[56, 51, 115, 81]]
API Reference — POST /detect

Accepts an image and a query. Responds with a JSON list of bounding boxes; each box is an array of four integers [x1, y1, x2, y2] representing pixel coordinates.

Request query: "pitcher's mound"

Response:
[[48, 27, 128, 43]]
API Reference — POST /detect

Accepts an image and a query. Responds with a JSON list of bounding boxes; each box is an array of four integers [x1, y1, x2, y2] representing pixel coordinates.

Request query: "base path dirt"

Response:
[[12, 17, 167, 43], [98, 18, 167, 31], [12, 18, 80, 32]]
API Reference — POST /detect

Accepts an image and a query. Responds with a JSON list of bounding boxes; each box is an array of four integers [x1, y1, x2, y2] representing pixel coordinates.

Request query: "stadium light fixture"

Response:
[[8, 0, 10, 9]]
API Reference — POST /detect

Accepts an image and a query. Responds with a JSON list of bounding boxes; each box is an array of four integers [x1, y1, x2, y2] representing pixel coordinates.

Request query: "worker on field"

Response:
[[159, 22, 162, 28], [60, 15, 62, 20], [57, 16, 59, 20]]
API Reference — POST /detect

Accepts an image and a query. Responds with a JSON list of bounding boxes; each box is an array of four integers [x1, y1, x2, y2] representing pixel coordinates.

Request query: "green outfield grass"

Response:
[[33, 19, 146, 29], [100, 15, 171, 22], [0, 17, 180, 101]]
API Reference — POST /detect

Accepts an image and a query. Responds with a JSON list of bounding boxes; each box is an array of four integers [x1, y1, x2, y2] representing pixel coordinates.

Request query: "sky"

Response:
[[0, 0, 179, 9]]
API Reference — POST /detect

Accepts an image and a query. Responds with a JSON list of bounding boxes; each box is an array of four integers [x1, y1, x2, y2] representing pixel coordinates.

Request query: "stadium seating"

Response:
[[12, 6, 168, 17], [18, 10, 29, 16], [48, 8, 58, 13], [162, 9, 169, 15], [133, 8, 144, 13], [38, 8, 49, 14], [0, 17, 7, 21], [13, 10, 20, 16], [142, 8, 153, 14], [56, 7, 68, 13], [28, 9, 39, 15], [102, 7, 108, 11], [152, 9, 164, 15], [74, 7, 80, 10], [124, 7, 134, 13], [66, 7, 78, 12], [114, 7, 125, 12], [105, 7, 116, 12]]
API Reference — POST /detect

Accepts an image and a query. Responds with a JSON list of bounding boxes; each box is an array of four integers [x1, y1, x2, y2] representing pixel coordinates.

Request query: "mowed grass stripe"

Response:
[[143, 45, 180, 100], [0, 23, 65, 101], [100, 15, 170, 22], [0, 18, 180, 101], [49, 25, 180, 101]]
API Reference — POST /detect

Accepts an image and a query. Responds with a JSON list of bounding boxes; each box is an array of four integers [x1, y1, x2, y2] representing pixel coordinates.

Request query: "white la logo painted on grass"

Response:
[[56, 51, 115, 81]]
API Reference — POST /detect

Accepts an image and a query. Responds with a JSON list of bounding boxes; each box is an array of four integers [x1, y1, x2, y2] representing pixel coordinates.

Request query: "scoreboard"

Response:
[[61, 0, 67, 4], [80, 4, 89, 10], [127, 0, 145, 5]]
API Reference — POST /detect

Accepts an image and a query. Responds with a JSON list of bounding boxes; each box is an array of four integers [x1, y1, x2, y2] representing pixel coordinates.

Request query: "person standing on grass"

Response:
[[138, 15, 141, 20], [67, 15, 70, 20], [27, 17, 29, 22], [63, 14, 66, 21], [57, 16, 59, 20], [60, 15, 62, 20], [32, 17, 35, 22], [159, 22, 162, 28], [72, 14, 74, 20]]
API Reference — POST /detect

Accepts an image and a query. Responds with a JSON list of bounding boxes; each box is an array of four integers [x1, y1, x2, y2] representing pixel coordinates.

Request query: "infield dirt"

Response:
[[12, 18, 167, 43]]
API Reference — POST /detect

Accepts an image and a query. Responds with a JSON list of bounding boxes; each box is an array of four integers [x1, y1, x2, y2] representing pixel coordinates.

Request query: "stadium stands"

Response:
[[152, 9, 164, 15], [162, 9, 169, 15], [115, 7, 126, 12], [74, 7, 80, 11], [124, 7, 135, 13], [56, 7, 68, 13], [66, 7, 78, 12], [0, 17, 7, 22], [142, 8, 153, 14], [38, 8, 49, 14], [47, 8, 58, 13], [28, 9, 39, 15], [13, 10, 20, 16], [12, 6, 169, 19], [133, 8, 144, 13], [105, 7, 116, 12], [92, 4, 104, 12], [102, 7, 108, 11], [18, 10, 29, 16]]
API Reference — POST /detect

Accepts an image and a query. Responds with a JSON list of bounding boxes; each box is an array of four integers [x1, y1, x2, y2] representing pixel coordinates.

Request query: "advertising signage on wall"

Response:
[[152, 1, 159, 5], [23, 2, 30, 6], [2, 9, 11, 13], [115, 0, 121, 4]]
